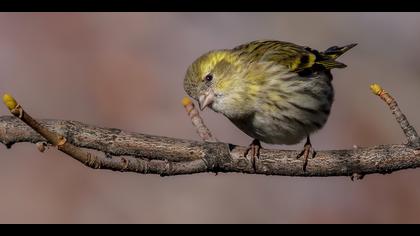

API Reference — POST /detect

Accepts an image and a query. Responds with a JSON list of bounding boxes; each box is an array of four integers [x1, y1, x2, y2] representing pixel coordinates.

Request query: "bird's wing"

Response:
[[232, 40, 351, 73]]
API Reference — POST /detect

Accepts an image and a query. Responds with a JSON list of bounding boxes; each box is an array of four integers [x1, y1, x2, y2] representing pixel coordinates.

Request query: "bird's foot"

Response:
[[296, 136, 316, 172], [244, 139, 261, 172]]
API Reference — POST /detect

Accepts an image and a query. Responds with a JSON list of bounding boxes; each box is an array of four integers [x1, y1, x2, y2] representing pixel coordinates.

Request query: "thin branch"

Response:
[[182, 97, 217, 142], [1, 94, 104, 169], [370, 84, 420, 148], [0, 85, 419, 177]]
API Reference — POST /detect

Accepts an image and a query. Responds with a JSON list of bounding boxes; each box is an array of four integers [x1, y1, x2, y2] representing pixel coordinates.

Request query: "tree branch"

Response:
[[370, 84, 420, 148], [0, 85, 419, 177]]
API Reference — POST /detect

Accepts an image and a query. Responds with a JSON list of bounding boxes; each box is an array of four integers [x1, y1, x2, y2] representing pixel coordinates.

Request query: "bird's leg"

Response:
[[296, 136, 317, 172], [244, 139, 261, 172]]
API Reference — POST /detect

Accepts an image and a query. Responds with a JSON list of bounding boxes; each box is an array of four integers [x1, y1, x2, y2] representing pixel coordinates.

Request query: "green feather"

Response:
[[232, 40, 357, 73]]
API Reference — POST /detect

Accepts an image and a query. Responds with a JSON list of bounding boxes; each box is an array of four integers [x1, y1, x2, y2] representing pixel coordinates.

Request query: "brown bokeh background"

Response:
[[1, 12, 420, 223]]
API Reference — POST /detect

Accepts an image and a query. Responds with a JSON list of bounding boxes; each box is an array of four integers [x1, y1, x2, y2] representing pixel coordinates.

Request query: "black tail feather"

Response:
[[323, 43, 357, 59]]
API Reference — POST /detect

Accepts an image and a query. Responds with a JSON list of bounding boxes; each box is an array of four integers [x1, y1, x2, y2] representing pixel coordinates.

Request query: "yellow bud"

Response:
[[2, 93, 18, 111], [181, 96, 192, 107], [370, 83, 383, 95]]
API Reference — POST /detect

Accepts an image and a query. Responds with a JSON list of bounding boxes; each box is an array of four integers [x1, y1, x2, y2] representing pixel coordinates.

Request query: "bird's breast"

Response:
[[228, 72, 334, 145]]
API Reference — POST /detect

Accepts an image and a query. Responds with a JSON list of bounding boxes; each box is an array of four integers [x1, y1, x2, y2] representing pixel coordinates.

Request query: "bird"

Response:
[[183, 40, 356, 171]]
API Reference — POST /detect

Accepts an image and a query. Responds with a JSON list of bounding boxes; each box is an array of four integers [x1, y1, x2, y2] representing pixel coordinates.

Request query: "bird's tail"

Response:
[[323, 43, 358, 59], [316, 43, 357, 69]]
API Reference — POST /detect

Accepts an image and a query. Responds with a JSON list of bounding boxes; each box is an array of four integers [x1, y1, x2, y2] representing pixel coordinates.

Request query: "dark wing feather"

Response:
[[232, 40, 355, 73]]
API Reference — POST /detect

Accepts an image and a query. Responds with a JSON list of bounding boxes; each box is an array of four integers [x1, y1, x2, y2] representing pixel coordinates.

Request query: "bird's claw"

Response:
[[296, 137, 317, 172], [244, 139, 261, 172]]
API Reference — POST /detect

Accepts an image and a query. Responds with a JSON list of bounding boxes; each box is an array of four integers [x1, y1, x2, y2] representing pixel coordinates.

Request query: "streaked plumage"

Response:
[[184, 40, 355, 162]]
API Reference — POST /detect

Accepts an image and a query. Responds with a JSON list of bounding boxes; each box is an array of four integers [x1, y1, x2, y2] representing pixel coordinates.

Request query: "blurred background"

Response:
[[0, 12, 420, 223]]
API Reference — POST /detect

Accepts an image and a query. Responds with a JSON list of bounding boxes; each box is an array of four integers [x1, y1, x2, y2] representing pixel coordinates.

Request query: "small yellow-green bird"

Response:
[[183, 40, 356, 171]]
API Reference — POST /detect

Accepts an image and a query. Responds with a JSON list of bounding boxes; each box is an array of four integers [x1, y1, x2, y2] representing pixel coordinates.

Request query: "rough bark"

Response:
[[1, 116, 419, 177], [1, 84, 419, 178]]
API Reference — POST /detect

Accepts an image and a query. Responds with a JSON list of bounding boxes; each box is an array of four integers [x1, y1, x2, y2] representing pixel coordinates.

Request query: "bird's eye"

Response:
[[204, 74, 213, 82]]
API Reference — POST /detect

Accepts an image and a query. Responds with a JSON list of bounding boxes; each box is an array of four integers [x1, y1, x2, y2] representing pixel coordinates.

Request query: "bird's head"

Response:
[[184, 50, 251, 118]]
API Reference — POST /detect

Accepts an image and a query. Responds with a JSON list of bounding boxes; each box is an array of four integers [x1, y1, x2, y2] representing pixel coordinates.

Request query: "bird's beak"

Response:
[[198, 89, 215, 111]]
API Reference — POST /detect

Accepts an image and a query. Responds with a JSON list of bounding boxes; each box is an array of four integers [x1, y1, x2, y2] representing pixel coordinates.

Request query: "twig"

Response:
[[0, 85, 419, 177], [370, 84, 420, 148], [182, 97, 217, 142], [1, 94, 105, 169]]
